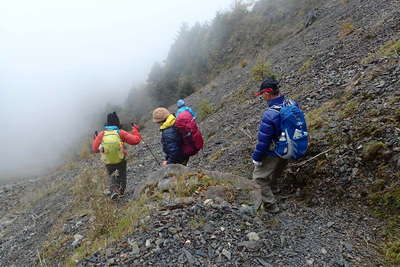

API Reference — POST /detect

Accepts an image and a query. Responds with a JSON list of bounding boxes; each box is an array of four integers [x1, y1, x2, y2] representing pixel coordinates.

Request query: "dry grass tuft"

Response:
[[298, 57, 313, 74], [339, 19, 354, 37], [239, 59, 248, 68], [79, 141, 92, 160], [361, 40, 400, 64]]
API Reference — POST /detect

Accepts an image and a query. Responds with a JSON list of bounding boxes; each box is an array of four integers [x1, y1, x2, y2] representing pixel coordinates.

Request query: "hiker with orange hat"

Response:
[[152, 107, 188, 166]]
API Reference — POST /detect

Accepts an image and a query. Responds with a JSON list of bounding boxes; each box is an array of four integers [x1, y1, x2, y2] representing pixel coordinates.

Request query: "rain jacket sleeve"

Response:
[[252, 110, 280, 162], [119, 126, 142, 145], [161, 127, 183, 164], [187, 107, 197, 119], [92, 131, 105, 153]]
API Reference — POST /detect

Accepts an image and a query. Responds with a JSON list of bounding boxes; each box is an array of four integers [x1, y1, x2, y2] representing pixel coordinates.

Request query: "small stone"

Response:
[[376, 81, 385, 88], [329, 122, 338, 128], [158, 177, 177, 192], [247, 232, 260, 241], [204, 199, 214, 206], [220, 227, 225, 231], [343, 242, 353, 251], [238, 240, 263, 250], [327, 221, 335, 228], [62, 224, 70, 234], [169, 227, 178, 234], [257, 258, 273, 267], [203, 223, 215, 233], [221, 249, 231, 260], [239, 205, 254, 215], [106, 248, 113, 258], [145, 239, 151, 248], [306, 258, 314, 265], [131, 242, 140, 255], [321, 247, 327, 254], [71, 234, 84, 248], [155, 238, 163, 247], [182, 248, 195, 264], [120, 253, 128, 259], [351, 168, 359, 177]]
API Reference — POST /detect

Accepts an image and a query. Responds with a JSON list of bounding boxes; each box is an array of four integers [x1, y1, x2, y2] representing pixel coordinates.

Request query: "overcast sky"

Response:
[[0, 0, 233, 179]]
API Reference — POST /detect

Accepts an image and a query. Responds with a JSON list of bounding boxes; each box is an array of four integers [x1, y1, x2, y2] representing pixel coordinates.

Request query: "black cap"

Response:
[[106, 112, 121, 127], [256, 78, 280, 96], [260, 78, 279, 91]]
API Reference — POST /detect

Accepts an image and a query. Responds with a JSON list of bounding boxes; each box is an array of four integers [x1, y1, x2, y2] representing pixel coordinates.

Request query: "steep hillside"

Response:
[[1, 0, 399, 266]]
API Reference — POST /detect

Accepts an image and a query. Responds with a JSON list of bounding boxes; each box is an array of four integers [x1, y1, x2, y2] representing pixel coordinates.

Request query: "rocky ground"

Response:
[[1, 0, 399, 266]]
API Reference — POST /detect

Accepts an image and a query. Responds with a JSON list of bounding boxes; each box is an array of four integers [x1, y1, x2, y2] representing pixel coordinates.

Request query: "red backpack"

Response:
[[175, 110, 204, 156]]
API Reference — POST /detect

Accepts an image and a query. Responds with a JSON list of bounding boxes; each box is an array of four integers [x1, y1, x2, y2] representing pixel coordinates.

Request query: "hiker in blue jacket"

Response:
[[176, 99, 196, 119], [152, 107, 188, 166], [252, 78, 290, 213]]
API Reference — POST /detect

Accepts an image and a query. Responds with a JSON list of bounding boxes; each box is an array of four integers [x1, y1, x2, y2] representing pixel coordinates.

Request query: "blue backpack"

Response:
[[271, 100, 308, 160]]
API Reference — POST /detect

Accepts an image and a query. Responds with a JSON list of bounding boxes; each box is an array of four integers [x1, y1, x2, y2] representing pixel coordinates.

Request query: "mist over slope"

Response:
[[0, 0, 232, 180]]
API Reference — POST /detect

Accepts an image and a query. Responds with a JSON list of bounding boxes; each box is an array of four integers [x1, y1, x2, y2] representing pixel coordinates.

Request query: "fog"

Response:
[[0, 0, 232, 180]]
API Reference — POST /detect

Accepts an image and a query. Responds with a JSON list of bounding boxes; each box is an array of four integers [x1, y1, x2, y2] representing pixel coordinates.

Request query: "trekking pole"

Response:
[[131, 123, 161, 165]]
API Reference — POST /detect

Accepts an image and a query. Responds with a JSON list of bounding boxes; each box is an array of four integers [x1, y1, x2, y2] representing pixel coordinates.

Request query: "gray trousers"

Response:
[[105, 160, 127, 195], [253, 155, 288, 204]]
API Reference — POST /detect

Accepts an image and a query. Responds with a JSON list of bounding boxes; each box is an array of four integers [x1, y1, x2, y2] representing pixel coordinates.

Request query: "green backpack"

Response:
[[100, 130, 124, 164]]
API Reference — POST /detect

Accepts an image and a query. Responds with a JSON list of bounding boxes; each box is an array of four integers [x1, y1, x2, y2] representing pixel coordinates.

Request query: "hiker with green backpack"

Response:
[[252, 78, 308, 213], [92, 112, 142, 200]]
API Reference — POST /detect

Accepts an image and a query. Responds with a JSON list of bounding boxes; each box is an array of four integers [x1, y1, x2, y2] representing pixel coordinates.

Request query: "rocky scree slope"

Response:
[[0, 0, 399, 265]]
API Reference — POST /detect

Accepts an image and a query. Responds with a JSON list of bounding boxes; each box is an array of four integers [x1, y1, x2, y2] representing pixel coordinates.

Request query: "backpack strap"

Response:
[[283, 99, 295, 107], [269, 105, 282, 113]]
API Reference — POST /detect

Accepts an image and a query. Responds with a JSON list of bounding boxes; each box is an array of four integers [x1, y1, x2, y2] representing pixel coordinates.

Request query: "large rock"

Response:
[[133, 164, 262, 207]]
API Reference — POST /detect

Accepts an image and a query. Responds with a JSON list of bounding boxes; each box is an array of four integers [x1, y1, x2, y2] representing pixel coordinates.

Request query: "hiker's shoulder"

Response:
[[262, 108, 280, 121], [162, 126, 177, 134]]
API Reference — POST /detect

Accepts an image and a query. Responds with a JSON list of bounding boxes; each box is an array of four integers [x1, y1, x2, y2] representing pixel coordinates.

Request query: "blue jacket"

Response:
[[176, 106, 196, 119], [160, 115, 185, 164], [252, 95, 286, 162]]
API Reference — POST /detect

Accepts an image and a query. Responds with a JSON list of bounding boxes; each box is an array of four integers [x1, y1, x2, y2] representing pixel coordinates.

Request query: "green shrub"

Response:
[[197, 99, 215, 120], [362, 141, 387, 160], [251, 61, 276, 81]]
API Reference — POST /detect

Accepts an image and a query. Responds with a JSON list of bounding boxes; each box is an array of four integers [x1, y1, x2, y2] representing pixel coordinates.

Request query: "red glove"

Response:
[[132, 125, 140, 132]]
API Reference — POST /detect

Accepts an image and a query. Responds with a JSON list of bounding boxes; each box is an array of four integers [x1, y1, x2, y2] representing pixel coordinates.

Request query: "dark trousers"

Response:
[[105, 160, 127, 195], [181, 156, 189, 166]]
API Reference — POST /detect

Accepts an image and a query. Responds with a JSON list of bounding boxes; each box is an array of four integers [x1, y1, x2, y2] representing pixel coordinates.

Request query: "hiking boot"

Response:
[[265, 203, 280, 214], [110, 192, 119, 200], [258, 202, 280, 214]]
